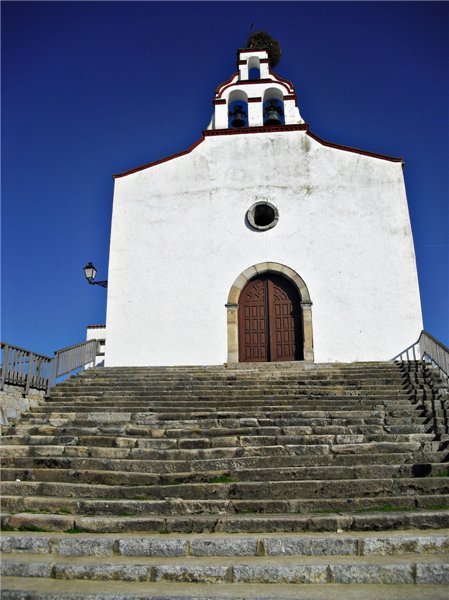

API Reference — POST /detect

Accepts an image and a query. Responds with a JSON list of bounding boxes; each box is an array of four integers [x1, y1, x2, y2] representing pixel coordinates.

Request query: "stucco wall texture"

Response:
[[105, 130, 422, 366]]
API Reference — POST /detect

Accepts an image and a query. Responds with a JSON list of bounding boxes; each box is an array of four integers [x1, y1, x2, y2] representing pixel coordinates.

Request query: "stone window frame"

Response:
[[246, 201, 279, 231], [225, 262, 314, 363]]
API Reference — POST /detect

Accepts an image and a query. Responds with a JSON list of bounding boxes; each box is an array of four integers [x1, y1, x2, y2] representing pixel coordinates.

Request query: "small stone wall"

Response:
[[0, 384, 45, 426]]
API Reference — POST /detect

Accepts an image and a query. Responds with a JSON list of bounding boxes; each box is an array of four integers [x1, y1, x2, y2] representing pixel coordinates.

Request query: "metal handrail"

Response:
[[392, 330, 449, 378], [1, 339, 99, 396], [49, 339, 98, 390]]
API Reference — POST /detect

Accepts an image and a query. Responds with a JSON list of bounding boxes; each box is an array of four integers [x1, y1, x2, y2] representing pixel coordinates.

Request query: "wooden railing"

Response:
[[392, 330, 449, 378], [1, 339, 99, 395]]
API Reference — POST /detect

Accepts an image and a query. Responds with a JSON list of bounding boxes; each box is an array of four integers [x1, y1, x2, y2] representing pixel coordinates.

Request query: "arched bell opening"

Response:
[[263, 88, 285, 126], [228, 90, 249, 129], [248, 56, 261, 80], [226, 263, 314, 364]]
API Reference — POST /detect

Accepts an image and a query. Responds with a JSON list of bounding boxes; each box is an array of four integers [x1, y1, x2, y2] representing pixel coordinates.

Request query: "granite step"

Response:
[[2, 551, 449, 585], [3, 529, 448, 557], [3, 578, 449, 600]]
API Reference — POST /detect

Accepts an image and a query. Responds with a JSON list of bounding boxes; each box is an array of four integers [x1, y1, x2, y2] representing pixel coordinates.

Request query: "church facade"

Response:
[[104, 46, 422, 366]]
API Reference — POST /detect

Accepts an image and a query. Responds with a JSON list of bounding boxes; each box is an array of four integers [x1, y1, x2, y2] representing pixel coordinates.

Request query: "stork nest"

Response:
[[246, 31, 282, 68]]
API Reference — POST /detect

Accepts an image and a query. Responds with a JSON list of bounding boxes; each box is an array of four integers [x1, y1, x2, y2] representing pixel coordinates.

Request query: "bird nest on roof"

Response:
[[246, 31, 282, 68]]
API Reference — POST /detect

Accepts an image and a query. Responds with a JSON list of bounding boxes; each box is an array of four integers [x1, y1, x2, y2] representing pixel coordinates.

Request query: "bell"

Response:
[[231, 109, 245, 128], [264, 109, 282, 126]]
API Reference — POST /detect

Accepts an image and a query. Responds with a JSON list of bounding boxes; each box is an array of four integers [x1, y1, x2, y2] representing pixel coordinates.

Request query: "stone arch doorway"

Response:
[[226, 263, 314, 363], [238, 274, 302, 362]]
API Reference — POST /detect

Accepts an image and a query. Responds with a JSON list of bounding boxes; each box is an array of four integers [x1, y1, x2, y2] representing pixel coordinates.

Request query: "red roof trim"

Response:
[[203, 124, 309, 136], [215, 71, 238, 95], [306, 131, 403, 163], [217, 78, 292, 98], [239, 78, 272, 84], [113, 126, 402, 179], [87, 324, 106, 329], [268, 69, 295, 92], [238, 49, 268, 55], [213, 99, 226, 105], [113, 137, 205, 178], [248, 97, 262, 103]]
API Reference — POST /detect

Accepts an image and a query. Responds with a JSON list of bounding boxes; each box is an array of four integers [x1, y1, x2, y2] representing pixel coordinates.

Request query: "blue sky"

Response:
[[2, 1, 448, 356]]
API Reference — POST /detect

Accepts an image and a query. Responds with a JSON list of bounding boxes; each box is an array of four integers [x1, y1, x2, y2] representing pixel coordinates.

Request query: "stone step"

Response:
[[3, 463, 448, 487], [3, 451, 444, 472], [54, 370, 411, 378], [5, 418, 436, 433], [2, 476, 449, 501], [36, 408, 438, 422], [49, 388, 418, 398], [48, 389, 422, 398], [27, 407, 429, 421], [43, 398, 422, 410], [3, 578, 449, 600], [1, 434, 438, 454], [2, 551, 449, 586], [9, 420, 436, 435], [55, 375, 412, 383], [2, 529, 448, 557], [21, 407, 428, 419], [17, 400, 420, 409], [1, 440, 440, 462], [3, 508, 449, 533], [43, 400, 426, 409], [4, 494, 449, 519], [22, 413, 436, 428], [15, 423, 432, 439], [28, 414, 425, 429], [67, 367, 406, 375], [7, 423, 431, 440]]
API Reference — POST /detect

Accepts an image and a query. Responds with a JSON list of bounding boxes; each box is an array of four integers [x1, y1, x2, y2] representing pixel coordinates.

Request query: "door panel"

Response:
[[240, 279, 268, 361]]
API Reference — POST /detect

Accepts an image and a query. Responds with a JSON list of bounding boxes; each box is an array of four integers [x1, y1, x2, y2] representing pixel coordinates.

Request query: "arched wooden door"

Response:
[[238, 274, 304, 362]]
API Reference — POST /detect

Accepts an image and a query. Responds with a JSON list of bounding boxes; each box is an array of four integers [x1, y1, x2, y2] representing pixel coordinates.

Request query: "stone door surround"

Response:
[[226, 262, 314, 363]]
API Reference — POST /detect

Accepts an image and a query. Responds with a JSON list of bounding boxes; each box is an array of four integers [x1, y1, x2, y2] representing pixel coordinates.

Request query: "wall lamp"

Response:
[[83, 262, 108, 288]]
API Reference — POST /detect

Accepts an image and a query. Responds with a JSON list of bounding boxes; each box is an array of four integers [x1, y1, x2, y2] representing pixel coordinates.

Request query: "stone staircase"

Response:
[[1, 360, 449, 598]]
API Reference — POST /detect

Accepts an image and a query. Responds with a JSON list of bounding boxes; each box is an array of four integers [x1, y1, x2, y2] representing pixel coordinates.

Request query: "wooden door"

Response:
[[238, 275, 303, 362]]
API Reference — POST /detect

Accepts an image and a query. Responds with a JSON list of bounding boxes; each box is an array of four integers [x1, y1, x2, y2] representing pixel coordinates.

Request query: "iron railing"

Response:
[[392, 330, 449, 378], [1, 339, 99, 395]]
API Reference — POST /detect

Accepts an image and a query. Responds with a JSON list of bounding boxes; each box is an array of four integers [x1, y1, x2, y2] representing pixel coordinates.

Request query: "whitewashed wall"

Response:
[[86, 326, 106, 367], [105, 130, 422, 366]]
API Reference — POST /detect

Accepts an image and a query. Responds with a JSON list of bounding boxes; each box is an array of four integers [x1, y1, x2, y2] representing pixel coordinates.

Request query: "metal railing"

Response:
[[392, 330, 449, 378], [0, 344, 52, 392], [1, 339, 99, 395]]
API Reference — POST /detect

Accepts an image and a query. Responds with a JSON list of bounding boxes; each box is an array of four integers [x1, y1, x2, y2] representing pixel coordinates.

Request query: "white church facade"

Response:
[[104, 44, 422, 367]]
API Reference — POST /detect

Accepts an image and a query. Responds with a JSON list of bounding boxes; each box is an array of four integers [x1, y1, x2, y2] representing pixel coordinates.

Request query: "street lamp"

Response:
[[83, 262, 108, 288]]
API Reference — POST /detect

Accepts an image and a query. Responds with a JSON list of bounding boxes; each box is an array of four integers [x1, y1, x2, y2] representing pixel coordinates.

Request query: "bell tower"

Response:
[[208, 42, 304, 131]]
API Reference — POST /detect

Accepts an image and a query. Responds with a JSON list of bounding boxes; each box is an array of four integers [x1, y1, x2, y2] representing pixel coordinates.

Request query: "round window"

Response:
[[247, 201, 279, 231]]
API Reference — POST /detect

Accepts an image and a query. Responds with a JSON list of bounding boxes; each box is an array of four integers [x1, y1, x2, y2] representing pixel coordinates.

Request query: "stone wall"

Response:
[[0, 384, 45, 426]]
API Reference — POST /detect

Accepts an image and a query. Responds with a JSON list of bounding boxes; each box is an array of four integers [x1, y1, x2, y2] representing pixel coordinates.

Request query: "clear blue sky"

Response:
[[2, 1, 448, 356]]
